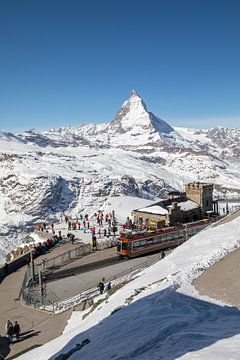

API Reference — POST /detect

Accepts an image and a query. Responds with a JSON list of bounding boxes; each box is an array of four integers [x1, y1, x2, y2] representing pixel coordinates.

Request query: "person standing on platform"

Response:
[[13, 321, 21, 341], [98, 281, 104, 294]]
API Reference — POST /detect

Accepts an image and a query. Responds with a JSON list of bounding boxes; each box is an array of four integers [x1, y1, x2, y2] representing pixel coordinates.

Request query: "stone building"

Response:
[[185, 182, 213, 213], [132, 182, 214, 229]]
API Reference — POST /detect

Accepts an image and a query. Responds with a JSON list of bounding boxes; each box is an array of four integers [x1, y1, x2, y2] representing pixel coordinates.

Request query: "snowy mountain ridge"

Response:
[[0, 90, 240, 261]]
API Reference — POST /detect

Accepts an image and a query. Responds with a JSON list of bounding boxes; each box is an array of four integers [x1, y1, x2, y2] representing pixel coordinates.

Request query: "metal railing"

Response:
[[20, 243, 93, 310], [39, 243, 92, 271], [20, 240, 162, 313], [45, 253, 162, 314]]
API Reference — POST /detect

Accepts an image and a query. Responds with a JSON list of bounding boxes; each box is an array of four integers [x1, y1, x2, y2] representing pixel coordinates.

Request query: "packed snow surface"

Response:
[[136, 205, 169, 215], [178, 199, 199, 211], [17, 215, 240, 360]]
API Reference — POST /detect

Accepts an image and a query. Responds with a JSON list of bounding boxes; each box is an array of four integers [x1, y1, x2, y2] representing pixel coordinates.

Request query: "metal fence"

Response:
[[20, 243, 93, 310], [42, 252, 162, 314], [20, 240, 162, 313], [40, 243, 92, 271]]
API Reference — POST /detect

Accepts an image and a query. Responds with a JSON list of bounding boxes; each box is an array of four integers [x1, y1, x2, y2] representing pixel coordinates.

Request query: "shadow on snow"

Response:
[[50, 288, 240, 360]]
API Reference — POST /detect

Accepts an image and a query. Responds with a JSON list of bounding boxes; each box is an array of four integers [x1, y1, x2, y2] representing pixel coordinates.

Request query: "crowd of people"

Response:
[[34, 211, 119, 251], [58, 211, 118, 248], [31, 233, 62, 259]]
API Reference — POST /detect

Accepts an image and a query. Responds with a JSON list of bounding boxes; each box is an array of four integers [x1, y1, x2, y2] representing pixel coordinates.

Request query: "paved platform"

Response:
[[0, 241, 81, 359], [0, 261, 71, 359], [0, 240, 162, 359], [193, 248, 240, 307], [46, 248, 162, 300]]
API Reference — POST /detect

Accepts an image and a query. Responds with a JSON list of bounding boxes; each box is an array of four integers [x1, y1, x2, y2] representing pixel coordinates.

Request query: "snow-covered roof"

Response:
[[178, 200, 199, 211], [135, 205, 168, 215]]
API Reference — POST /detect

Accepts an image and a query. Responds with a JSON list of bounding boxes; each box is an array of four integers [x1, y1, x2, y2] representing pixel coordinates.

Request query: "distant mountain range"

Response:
[[0, 90, 240, 260]]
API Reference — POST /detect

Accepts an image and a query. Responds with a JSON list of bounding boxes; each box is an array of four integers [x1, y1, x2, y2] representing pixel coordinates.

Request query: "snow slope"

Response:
[[17, 216, 240, 360]]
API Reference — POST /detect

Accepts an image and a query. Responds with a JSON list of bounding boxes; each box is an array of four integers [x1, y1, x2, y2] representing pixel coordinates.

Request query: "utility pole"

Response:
[[39, 270, 44, 306], [112, 210, 116, 238], [30, 251, 35, 284]]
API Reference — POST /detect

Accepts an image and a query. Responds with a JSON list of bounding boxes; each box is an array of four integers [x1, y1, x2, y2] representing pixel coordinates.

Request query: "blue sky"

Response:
[[0, 0, 240, 132]]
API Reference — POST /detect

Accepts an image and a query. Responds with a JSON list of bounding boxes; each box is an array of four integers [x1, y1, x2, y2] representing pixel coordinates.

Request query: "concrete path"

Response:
[[0, 261, 72, 359], [0, 241, 81, 359], [46, 248, 162, 300], [0, 240, 162, 359], [193, 248, 240, 307]]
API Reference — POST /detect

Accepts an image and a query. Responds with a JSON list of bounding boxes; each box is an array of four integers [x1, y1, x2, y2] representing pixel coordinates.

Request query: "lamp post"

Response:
[[30, 250, 35, 284]]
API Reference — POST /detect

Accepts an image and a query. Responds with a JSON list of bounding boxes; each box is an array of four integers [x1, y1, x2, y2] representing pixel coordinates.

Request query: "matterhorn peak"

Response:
[[127, 89, 148, 111], [109, 90, 173, 134], [130, 89, 141, 98]]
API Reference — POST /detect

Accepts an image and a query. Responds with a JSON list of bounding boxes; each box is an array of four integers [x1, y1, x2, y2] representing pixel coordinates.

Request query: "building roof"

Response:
[[177, 200, 199, 211], [134, 198, 199, 216], [135, 205, 168, 215]]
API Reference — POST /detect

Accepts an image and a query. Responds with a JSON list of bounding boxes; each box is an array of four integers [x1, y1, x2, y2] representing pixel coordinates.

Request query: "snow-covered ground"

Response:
[[17, 214, 240, 360], [0, 90, 240, 263]]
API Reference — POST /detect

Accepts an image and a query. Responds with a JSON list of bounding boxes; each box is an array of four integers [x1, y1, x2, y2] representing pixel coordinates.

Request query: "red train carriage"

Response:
[[117, 219, 209, 258]]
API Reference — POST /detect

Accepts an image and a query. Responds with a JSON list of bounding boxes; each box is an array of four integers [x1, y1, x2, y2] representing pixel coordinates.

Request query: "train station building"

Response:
[[132, 182, 215, 229]]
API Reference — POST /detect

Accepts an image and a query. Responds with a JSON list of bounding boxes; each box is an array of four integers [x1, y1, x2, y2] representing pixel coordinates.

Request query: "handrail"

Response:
[[51, 253, 162, 314]]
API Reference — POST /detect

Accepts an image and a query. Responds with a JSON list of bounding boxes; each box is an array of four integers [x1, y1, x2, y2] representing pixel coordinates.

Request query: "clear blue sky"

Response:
[[0, 0, 240, 131]]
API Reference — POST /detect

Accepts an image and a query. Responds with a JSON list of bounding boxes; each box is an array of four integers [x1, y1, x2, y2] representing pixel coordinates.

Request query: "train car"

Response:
[[117, 219, 209, 258]]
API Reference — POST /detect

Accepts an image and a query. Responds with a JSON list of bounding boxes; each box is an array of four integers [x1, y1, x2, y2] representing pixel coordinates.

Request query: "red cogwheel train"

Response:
[[117, 219, 209, 258]]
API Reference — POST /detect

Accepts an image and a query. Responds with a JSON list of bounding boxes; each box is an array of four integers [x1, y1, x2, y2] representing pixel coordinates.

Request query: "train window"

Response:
[[133, 241, 140, 248], [153, 237, 159, 244], [122, 242, 129, 250], [158, 235, 167, 242], [117, 241, 122, 252], [147, 237, 153, 244], [140, 240, 147, 247]]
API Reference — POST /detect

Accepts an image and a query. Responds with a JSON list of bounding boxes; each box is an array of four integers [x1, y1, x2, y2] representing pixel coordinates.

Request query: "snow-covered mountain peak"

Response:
[[127, 89, 147, 110], [108, 90, 173, 135]]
